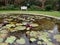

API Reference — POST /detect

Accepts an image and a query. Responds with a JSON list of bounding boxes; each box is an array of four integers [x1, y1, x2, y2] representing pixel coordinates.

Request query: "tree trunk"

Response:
[[41, 1, 45, 10], [5, 0, 8, 5], [39, 0, 46, 10]]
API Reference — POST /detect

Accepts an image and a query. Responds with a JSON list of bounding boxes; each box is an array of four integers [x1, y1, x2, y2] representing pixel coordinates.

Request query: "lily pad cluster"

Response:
[[0, 15, 39, 33], [0, 31, 57, 45], [26, 31, 57, 45], [0, 14, 60, 45]]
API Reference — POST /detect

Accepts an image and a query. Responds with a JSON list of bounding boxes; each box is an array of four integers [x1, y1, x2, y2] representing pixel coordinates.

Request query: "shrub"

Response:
[[0, 4, 20, 10], [0, 6, 7, 10], [6, 4, 15, 10], [45, 5, 52, 11], [28, 5, 43, 11]]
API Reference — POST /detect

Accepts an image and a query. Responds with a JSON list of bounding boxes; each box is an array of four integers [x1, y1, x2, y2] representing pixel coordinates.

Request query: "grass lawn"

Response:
[[0, 10, 60, 17]]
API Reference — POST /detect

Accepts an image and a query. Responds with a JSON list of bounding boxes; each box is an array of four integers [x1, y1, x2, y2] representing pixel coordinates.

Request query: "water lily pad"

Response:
[[30, 23, 39, 27], [15, 26, 26, 30], [6, 24, 15, 27], [16, 38, 25, 44], [0, 30, 8, 34], [30, 31, 37, 37], [26, 31, 30, 34], [38, 36, 48, 42], [13, 16, 17, 18], [26, 27, 30, 30], [2, 26, 9, 29], [37, 41, 42, 44], [54, 35, 60, 42], [0, 38, 4, 42], [5, 36, 16, 44], [9, 28, 17, 32], [22, 22, 28, 25], [6, 19, 13, 21], [48, 30, 53, 33], [54, 35, 60, 39], [10, 22, 17, 24], [30, 38, 36, 42], [42, 38, 48, 42], [0, 33, 8, 39], [16, 23, 23, 26], [0, 43, 8, 45], [56, 38, 60, 42], [47, 42, 54, 45]]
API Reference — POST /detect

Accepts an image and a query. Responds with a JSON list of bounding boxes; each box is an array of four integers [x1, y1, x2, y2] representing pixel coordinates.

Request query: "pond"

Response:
[[0, 14, 60, 45]]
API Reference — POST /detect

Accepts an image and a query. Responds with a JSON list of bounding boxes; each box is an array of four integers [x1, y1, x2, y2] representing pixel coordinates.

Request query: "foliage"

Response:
[[28, 5, 43, 11], [0, 0, 60, 11], [0, 4, 20, 10], [45, 5, 52, 11]]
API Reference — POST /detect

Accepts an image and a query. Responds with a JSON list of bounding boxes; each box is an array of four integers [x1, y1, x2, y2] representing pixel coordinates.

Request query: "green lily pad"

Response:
[[0, 38, 4, 42], [54, 35, 60, 42], [15, 26, 26, 30], [16, 38, 25, 44], [37, 41, 42, 44], [6, 24, 15, 27], [0, 30, 8, 34], [5, 36, 16, 44], [16, 23, 23, 26], [26, 27, 30, 30], [30, 31, 37, 37], [0, 43, 8, 45], [30, 23, 39, 27], [22, 22, 28, 25], [30, 38, 36, 42]]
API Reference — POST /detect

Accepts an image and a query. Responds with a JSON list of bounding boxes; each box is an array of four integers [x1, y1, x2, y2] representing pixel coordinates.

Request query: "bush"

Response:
[[45, 5, 52, 11], [6, 4, 15, 10], [6, 4, 20, 10], [0, 4, 20, 10], [0, 6, 6, 10], [28, 5, 43, 11]]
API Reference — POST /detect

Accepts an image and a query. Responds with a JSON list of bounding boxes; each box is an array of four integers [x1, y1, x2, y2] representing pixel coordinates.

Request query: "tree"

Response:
[[38, 0, 46, 10]]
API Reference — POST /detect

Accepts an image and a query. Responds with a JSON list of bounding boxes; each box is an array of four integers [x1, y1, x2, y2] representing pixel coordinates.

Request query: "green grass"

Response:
[[0, 10, 60, 17]]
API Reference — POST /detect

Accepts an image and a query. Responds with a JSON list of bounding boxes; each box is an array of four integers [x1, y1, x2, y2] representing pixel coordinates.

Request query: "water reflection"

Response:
[[53, 24, 59, 34]]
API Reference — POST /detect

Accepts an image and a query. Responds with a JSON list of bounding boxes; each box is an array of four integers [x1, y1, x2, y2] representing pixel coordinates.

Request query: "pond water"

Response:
[[0, 14, 60, 45]]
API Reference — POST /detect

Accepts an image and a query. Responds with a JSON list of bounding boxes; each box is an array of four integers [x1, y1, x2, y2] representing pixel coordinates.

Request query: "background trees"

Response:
[[0, 0, 60, 11]]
